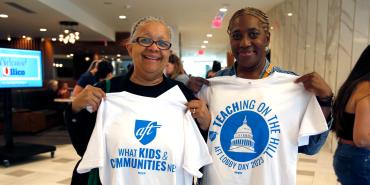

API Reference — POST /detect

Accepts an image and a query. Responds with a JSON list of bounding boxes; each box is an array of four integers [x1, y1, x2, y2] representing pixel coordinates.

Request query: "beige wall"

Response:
[[268, 0, 370, 93]]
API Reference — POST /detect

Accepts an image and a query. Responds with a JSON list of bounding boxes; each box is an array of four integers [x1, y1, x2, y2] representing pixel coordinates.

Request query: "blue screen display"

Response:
[[0, 48, 43, 88]]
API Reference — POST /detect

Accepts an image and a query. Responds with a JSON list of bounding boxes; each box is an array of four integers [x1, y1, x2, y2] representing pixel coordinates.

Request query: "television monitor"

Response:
[[0, 48, 43, 88]]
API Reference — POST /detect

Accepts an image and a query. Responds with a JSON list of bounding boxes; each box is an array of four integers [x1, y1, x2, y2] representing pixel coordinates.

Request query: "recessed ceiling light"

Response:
[[7, 36, 11, 41], [270, 26, 274, 30], [203, 40, 209, 44], [51, 38, 57, 41], [287, 13, 293, 16], [40, 28, 47, 32], [201, 45, 206, 49], [206, 34, 213, 38], [116, 54, 121, 57], [26, 37, 32, 40], [0, 14, 8, 18], [22, 35, 26, 38], [119, 15, 127, 19], [219, 8, 228, 12]]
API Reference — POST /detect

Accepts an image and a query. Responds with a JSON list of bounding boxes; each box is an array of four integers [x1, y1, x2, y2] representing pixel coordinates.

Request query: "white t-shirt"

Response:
[[198, 72, 328, 185], [77, 86, 212, 185]]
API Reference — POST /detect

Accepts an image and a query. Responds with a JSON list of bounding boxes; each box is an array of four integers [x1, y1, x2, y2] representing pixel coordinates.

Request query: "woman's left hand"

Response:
[[187, 99, 211, 131], [295, 72, 333, 98]]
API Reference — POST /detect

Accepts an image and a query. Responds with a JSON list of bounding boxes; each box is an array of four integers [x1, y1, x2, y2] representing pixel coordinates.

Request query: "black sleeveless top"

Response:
[[337, 112, 355, 140]]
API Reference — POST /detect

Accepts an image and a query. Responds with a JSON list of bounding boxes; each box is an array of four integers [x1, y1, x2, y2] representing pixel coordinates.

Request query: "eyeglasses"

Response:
[[134, 37, 172, 50]]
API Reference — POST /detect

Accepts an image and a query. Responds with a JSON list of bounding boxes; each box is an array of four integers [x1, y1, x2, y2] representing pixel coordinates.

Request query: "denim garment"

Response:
[[333, 142, 370, 185]]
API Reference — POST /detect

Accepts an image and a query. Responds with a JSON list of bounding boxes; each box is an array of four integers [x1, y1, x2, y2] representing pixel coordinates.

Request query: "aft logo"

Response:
[[209, 99, 281, 174], [2, 67, 25, 76], [135, 120, 161, 145]]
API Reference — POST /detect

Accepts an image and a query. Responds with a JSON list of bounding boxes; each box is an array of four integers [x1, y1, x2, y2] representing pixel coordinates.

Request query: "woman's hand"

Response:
[[295, 72, 333, 119], [187, 99, 211, 131], [71, 85, 106, 113], [295, 72, 333, 98]]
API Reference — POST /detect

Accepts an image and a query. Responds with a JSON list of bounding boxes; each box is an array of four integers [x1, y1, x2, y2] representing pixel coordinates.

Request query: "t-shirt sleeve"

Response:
[[182, 111, 213, 178], [298, 94, 328, 146], [77, 100, 107, 173]]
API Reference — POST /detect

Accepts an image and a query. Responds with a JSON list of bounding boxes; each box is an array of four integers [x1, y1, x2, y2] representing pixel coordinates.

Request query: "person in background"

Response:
[[165, 53, 189, 84], [332, 45, 370, 185], [47, 80, 59, 93], [45, 80, 59, 109], [65, 16, 212, 185], [57, 82, 71, 98], [72, 60, 99, 97], [205, 60, 221, 79], [94, 59, 114, 83], [187, 7, 333, 156]]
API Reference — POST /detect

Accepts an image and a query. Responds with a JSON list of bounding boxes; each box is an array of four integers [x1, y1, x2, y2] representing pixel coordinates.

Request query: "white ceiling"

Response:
[[0, 0, 283, 59]]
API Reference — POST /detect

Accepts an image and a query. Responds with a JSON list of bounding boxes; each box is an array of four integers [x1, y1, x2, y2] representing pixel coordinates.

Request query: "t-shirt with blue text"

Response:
[[198, 72, 328, 185], [78, 86, 212, 185]]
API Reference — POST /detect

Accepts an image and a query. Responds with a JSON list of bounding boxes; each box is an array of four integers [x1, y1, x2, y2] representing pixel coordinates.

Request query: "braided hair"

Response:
[[227, 7, 270, 35]]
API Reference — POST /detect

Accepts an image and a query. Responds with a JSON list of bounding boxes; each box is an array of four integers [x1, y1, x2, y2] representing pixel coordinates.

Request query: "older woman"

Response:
[[66, 17, 212, 185]]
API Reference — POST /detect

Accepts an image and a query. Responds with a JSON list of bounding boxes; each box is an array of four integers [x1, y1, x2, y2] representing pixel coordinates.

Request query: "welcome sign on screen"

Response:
[[0, 48, 42, 88]]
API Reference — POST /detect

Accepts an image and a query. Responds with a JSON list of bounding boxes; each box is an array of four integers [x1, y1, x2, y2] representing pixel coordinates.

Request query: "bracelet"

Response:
[[317, 95, 334, 107]]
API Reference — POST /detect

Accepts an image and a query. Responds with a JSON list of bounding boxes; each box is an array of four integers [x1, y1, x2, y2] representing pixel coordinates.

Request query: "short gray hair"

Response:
[[129, 16, 173, 43]]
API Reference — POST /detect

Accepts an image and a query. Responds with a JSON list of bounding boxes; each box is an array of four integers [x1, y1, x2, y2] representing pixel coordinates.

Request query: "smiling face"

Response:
[[126, 21, 171, 84], [229, 14, 270, 75]]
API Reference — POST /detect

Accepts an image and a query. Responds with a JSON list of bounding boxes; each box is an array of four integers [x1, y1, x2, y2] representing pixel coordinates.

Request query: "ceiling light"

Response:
[[51, 38, 57, 41], [85, 57, 90, 61], [40, 28, 47, 32], [0, 14, 8, 18], [119, 15, 127, 19], [22, 35, 26, 38], [270, 26, 274, 30], [116, 54, 121, 57], [70, 53, 74, 56], [26, 37, 32, 40], [201, 45, 206, 49], [219, 8, 227, 12], [203, 40, 209, 44], [7, 36, 11, 41], [287, 13, 293, 16], [206, 34, 213, 38], [59, 21, 80, 44]]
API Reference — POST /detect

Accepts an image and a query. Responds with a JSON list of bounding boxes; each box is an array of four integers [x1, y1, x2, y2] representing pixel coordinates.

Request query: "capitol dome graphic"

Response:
[[229, 116, 255, 153]]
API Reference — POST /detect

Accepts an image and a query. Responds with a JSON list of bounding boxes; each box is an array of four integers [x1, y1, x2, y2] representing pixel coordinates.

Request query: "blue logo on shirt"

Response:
[[210, 99, 281, 173], [134, 120, 161, 145], [220, 112, 269, 162]]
